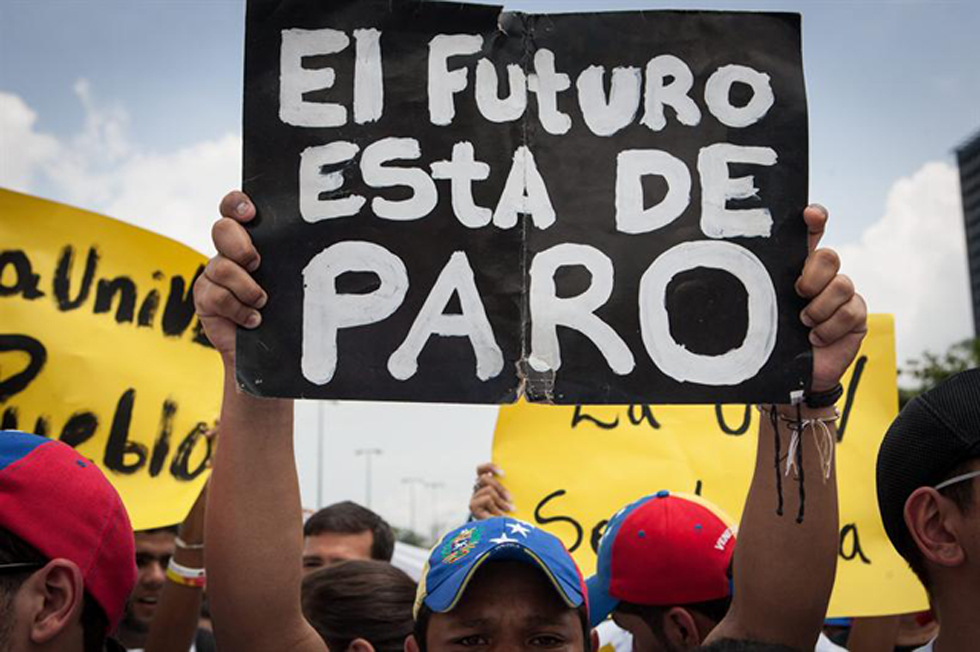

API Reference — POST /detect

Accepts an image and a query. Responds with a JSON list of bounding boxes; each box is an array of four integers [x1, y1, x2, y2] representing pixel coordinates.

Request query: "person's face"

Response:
[[612, 607, 709, 652], [302, 530, 374, 574], [126, 530, 176, 629], [612, 612, 677, 652], [424, 561, 587, 652]]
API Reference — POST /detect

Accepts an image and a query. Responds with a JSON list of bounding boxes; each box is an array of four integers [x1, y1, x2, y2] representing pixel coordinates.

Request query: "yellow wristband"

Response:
[[166, 567, 206, 588]]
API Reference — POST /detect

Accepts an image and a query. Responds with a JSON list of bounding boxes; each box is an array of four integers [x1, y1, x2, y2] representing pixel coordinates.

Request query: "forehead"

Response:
[[134, 530, 175, 555], [446, 560, 574, 620], [304, 530, 374, 557]]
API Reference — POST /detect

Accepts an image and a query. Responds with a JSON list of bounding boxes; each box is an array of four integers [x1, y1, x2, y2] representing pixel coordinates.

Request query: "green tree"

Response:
[[901, 337, 980, 406]]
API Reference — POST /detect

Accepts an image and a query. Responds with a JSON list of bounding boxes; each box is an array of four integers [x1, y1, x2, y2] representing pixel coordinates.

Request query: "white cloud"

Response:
[[837, 161, 972, 368], [0, 83, 239, 255], [0, 92, 60, 189], [101, 135, 240, 256]]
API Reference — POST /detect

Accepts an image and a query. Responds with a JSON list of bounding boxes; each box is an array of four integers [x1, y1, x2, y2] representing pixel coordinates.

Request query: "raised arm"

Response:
[[143, 476, 209, 652], [708, 205, 867, 650], [194, 191, 327, 652]]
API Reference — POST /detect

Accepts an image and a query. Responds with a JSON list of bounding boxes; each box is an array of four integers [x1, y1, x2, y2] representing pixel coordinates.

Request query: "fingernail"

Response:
[[495, 467, 506, 478], [808, 203, 829, 218], [236, 201, 250, 217], [809, 331, 823, 346], [506, 503, 516, 512], [800, 311, 814, 327], [504, 491, 513, 502], [255, 292, 268, 309], [246, 312, 262, 328], [247, 255, 261, 272]]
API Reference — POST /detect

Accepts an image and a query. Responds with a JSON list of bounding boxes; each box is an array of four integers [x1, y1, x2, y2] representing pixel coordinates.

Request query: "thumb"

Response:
[[804, 204, 829, 253]]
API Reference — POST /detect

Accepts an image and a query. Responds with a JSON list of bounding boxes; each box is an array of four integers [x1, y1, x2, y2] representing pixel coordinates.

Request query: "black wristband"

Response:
[[805, 383, 843, 409]]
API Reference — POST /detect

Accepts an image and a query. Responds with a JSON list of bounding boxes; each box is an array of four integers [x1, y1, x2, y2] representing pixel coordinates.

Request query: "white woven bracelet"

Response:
[[175, 536, 205, 551], [168, 558, 206, 579]]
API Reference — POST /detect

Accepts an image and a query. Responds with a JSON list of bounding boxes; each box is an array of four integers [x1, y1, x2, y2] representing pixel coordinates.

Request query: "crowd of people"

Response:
[[0, 193, 977, 652]]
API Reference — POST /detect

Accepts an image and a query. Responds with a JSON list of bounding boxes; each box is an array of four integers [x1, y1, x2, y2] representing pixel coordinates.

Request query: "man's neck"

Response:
[[933, 588, 980, 652], [114, 624, 147, 650]]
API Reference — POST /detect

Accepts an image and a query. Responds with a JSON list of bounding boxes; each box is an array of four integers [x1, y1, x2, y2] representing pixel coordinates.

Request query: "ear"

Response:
[[24, 559, 86, 645], [405, 634, 421, 652], [905, 487, 966, 568], [348, 638, 376, 652], [663, 607, 702, 648], [590, 628, 600, 652]]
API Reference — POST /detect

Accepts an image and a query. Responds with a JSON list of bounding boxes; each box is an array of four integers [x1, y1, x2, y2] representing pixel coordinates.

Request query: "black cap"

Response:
[[876, 369, 980, 560]]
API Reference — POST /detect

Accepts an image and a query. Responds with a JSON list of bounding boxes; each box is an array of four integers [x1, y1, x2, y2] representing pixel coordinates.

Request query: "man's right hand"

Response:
[[193, 191, 268, 361]]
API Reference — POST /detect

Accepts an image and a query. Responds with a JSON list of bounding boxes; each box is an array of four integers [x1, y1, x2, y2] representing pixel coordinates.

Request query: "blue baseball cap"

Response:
[[414, 517, 587, 619]]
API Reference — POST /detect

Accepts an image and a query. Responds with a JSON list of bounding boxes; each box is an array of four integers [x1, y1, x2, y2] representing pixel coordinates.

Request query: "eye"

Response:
[[529, 634, 567, 647], [453, 635, 489, 647]]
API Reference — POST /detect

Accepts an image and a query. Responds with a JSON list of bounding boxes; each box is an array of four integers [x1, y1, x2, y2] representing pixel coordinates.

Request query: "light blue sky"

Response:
[[4, 1, 979, 246], [2, 0, 978, 534]]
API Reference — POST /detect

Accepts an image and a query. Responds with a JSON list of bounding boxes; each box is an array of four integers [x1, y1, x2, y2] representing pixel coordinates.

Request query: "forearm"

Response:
[[143, 545, 204, 652], [845, 616, 900, 652], [711, 404, 839, 650], [205, 357, 322, 652], [145, 484, 207, 652]]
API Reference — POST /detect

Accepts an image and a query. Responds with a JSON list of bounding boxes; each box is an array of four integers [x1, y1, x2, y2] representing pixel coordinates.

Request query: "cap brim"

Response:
[[586, 573, 619, 628], [425, 543, 583, 614]]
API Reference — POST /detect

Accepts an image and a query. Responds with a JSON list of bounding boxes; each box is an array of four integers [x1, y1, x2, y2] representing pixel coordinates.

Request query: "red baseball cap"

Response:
[[586, 491, 737, 626], [0, 431, 137, 632]]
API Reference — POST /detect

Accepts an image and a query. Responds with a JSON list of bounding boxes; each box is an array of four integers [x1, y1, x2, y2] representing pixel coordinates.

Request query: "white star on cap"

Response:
[[507, 522, 531, 537], [490, 533, 519, 545]]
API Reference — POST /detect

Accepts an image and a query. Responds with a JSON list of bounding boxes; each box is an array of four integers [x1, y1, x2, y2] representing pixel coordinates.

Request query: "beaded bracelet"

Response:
[[804, 383, 844, 409]]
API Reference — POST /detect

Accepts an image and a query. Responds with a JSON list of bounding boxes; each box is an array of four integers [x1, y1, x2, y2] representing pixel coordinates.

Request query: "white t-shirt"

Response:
[[816, 633, 846, 652], [596, 619, 845, 652], [913, 640, 935, 652]]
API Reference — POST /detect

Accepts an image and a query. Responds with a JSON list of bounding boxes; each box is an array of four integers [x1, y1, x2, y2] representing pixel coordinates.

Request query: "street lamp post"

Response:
[[425, 481, 445, 538], [354, 448, 382, 509], [316, 402, 324, 509], [402, 477, 424, 534]]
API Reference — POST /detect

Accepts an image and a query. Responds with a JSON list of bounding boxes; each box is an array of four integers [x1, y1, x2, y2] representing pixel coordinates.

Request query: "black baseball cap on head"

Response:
[[876, 368, 980, 559]]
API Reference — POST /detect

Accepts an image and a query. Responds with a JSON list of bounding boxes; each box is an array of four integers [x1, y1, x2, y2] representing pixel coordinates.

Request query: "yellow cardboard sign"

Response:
[[0, 189, 220, 530], [493, 314, 927, 617]]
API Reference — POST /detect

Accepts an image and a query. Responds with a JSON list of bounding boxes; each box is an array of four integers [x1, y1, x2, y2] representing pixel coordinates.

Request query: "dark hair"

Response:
[[301, 559, 415, 652], [617, 595, 732, 647], [904, 456, 980, 590], [616, 554, 733, 641], [0, 528, 108, 652], [413, 603, 591, 652], [303, 501, 395, 561], [135, 524, 179, 536], [697, 640, 801, 652]]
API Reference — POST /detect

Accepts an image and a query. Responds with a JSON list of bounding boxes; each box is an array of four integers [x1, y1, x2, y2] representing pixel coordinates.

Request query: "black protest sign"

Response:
[[239, 0, 811, 404]]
